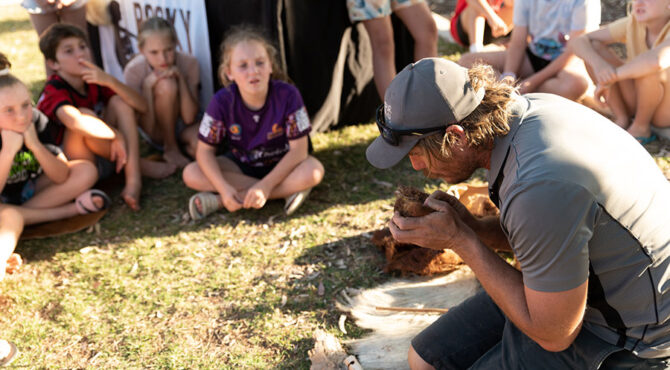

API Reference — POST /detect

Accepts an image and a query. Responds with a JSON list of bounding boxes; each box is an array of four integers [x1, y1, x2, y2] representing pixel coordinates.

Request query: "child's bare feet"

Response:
[[140, 158, 176, 179], [163, 149, 191, 168], [627, 122, 652, 140], [5, 253, 22, 274], [122, 182, 141, 211]]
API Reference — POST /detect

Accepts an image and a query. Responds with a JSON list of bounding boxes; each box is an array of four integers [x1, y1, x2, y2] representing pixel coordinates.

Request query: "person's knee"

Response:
[[0, 206, 24, 230], [413, 18, 438, 47], [182, 162, 201, 189], [306, 157, 324, 186], [108, 95, 134, 117], [153, 77, 178, 100], [68, 159, 99, 187], [408, 344, 435, 370]]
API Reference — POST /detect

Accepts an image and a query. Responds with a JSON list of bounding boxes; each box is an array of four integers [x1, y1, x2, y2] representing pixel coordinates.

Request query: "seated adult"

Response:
[[459, 0, 600, 101], [366, 58, 670, 369]]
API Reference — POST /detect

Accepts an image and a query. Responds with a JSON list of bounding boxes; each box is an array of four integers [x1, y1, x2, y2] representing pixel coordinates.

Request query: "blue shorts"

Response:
[[411, 290, 670, 369], [0, 178, 37, 205]]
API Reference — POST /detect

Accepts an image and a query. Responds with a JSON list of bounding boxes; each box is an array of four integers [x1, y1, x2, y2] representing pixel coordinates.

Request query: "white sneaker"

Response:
[[284, 188, 312, 215]]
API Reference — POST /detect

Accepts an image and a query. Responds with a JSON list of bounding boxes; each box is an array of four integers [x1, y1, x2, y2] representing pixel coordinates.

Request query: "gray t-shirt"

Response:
[[489, 93, 670, 358]]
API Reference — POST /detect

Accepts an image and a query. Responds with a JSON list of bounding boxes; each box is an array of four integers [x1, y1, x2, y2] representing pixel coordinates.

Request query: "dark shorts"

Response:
[[411, 290, 669, 370], [223, 152, 276, 179], [0, 178, 37, 205], [525, 47, 552, 72], [455, 15, 494, 47]]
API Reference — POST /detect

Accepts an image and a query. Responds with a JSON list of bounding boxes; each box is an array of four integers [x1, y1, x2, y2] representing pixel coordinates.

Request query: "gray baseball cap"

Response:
[[366, 58, 485, 169]]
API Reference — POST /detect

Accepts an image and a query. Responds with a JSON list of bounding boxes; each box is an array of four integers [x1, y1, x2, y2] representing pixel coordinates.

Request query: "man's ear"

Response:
[[445, 125, 466, 140]]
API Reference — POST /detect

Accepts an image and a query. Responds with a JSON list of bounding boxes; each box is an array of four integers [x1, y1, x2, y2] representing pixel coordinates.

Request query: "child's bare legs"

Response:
[[23, 160, 98, 208], [179, 124, 199, 159], [535, 56, 590, 101], [0, 207, 23, 281], [105, 96, 142, 210], [459, 6, 486, 49], [152, 77, 191, 168], [363, 16, 396, 98], [627, 71, 670, 138], [183, 156, 324, 213], [395, 3, 438, 60], [458, 49, 535, 78]]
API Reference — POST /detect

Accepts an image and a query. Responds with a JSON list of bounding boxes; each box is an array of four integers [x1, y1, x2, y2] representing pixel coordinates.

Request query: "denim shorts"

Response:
[[346, 0, 425, 22], [411, 290, 669, 370]]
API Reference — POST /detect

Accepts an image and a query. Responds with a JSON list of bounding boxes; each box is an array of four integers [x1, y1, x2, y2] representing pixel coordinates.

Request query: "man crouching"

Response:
[[366, 58, 670, 369]]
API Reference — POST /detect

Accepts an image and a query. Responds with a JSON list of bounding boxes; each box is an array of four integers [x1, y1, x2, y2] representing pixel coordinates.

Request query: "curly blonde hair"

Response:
[[217, 25, 287, 87], [416, 63, 515, 162]]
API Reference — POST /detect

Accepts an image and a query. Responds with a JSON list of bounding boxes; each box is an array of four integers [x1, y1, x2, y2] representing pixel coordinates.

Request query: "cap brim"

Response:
[[366, 134, 421, 169]]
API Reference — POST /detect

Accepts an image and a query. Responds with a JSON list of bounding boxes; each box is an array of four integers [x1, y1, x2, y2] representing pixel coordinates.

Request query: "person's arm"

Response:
[[426, 190, 511, 251], [0, 129, 24, 195], [502, 26, 529, 78], [519, 30, 586, 94], [390, 196, 588, 351], [242, 136, 308, 209], [194, 141, 242, 212], [467, 0, 509, 37], [613, 39, 670, 82], [55, 105, 128, 173], [175, 60, 199, 125], [22, 122, 68, 184], [79, 59, 148, 113]]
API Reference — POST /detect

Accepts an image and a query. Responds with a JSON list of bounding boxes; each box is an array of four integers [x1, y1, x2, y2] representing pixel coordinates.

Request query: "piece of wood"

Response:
[[375, 306, 449, 314]]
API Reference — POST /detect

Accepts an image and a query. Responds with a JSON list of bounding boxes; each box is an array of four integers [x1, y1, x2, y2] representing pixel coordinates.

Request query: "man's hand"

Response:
[[79, 59, 113, 87], [243, 182, 271, 209], [109, 129, 127, 173], [390, 196, 477, 252], [1, 129, 24, 155]]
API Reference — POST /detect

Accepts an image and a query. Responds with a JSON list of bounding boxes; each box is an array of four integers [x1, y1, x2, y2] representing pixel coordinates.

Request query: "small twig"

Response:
[[375, 306, 449, 314]]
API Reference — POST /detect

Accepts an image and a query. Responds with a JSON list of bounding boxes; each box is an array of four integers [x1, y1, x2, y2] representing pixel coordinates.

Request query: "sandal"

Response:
[[188, 192, 220, 220], [0, 340, 18, 366], [75, 189, 111, 215], [284, 188, 312, 216]]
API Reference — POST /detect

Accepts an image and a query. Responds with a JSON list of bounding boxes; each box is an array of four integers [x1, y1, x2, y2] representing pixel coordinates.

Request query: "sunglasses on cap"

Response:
[[375, 105, 448, 146]]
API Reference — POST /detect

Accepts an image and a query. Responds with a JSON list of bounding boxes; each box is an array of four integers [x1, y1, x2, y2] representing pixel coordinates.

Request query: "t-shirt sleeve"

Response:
[[197, 92, 226, 146], [512, 0, 529, 27], [502, 180, 596, 292], [570, 0, 601, 32], [36, 82, 73, 122], [100, 85, 117, 105], [284, 86, 311, 140], [606, 17, 628, 43]]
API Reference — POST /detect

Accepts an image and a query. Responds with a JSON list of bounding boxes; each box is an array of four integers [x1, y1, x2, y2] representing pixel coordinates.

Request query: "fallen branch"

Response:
[[375, 306, 449, 314]]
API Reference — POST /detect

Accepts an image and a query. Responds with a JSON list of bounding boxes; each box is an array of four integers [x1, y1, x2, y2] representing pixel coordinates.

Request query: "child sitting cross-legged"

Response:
[[36, 23, 173, 211], [0, 52, 109, 281], [570, 0, 670, 144], [182, 26, 324, 219]]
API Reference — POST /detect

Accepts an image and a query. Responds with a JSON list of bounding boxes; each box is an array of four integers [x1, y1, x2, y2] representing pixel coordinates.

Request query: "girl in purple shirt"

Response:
[[183, 27, 324, 219]]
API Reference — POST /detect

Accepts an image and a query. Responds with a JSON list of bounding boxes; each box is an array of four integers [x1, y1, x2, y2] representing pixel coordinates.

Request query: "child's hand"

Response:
[[79, 59, 113, 87], [594, 84, 610, 108], [220, 187, 243, 212], [243, 182, 271, 209], [110, 129, 128, 173], [22, 122, 41, 151], [0, 129, 24, 155], [593, 62, 617, 86], [489, 16, 509, 38]]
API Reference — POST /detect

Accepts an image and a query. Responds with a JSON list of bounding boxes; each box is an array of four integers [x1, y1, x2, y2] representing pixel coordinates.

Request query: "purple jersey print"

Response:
[[198, 80, 311, 167]]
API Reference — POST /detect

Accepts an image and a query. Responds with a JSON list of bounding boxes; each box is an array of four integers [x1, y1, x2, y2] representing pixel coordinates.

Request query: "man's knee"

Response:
[[408, 344, 435, 370]]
